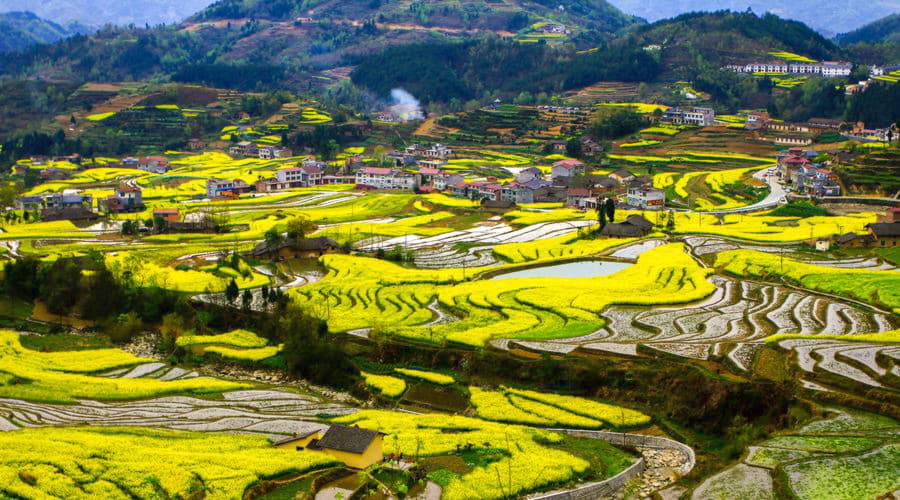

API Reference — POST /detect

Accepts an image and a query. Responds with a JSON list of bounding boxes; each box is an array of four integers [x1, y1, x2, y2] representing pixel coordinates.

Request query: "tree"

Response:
[[596, 202, 607, 231], [241, 289, 253, 310], [264, 228, 283, 249], [665, 210, 676, 233], [225, 279, 240, 304], [605, 198, 616, 223], [286, 217, 317, 240], [566, 138, 582, 158]]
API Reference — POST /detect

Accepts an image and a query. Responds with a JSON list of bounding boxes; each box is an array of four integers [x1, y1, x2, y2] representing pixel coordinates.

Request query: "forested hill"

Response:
[[622, 11, 843, 74], [837, 14, 900, 45], [349, 38, 660, 104], [195, 0, 640, 33], [0, 11, 91, 53]]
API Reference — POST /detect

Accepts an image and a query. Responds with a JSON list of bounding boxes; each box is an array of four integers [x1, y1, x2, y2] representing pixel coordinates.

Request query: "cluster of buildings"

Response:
[[832, 208, 900, 249], [725, 61, 853, 77], [15, 183, 150, 222], [228, 142, 293, 160], [661, 107, 716, 127], [746, 113, 897, 146], [776, 148, 841, 197]]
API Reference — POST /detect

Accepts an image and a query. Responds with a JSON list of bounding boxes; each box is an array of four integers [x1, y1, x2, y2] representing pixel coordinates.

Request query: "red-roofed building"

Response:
[[552, 160, 586, 180]]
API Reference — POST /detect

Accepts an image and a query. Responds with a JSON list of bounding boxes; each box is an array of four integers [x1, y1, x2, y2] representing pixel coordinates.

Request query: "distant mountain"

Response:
[[0, 11, 91, 53], [0, 0, 214, 28], [196, 0, 639, 33], [837, 13, 900, 45], [607, 0, 899, 35]]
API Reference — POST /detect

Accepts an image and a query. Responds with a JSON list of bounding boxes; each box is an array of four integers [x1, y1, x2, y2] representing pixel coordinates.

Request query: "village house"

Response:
[[424, 144, 452, 160], [516, 167, 544, 184], [206, 178, 251, 198], [591, 176, 620, 194], [39, 192, 98, 221], [835, 232, 876, 248], [867, 222, 900, 248], [600, 215, 655, 238], [418, 167, 463, 192], [229, 141, 260, 158], [662, 107, 715, 127], [846, 122, 899, 143], [552, 160, 586, 181], [879, 207, 900, 224], [100, 185, 145, 214], [777, 148, 812, 181], [609, 169, 636, 184], [276, 425, 385, 470], [14, 196, 43, 211], [40, 168, 73, 181], [565, 188, 592, 208], [580, 136, 604, 156], [139, 156, 170, 174], [746, 112, 770, 130], [258, 145, 293, 160], [248, 236, 342, 261], [355, 167, 420, 190], [626, 185, 666, 210], [259, 164, 323, 191], [791, 165, 841, 197], [153, 208, 181, 223], [388, 152, 418, 168]]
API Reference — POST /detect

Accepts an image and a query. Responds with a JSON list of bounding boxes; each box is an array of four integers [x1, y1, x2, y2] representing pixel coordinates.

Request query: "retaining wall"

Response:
[[530, 431, 696, 500]]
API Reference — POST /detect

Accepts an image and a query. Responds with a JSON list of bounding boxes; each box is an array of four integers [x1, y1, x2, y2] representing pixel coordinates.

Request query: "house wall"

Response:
[[323, 436, 383, 469], [275, 434, 320, 450]]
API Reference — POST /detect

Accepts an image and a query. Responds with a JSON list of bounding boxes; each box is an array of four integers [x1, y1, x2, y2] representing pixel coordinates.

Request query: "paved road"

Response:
[[699, 166, 786, 214]]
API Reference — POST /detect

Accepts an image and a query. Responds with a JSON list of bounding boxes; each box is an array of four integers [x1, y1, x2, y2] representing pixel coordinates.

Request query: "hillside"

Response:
[[0, 0, 214, 27], [0, 11, 91, 53], [607, 0, 899, 35], [837, 13, 900, 45], [195, 0, 640, 34], [622, 11, 843, 75]]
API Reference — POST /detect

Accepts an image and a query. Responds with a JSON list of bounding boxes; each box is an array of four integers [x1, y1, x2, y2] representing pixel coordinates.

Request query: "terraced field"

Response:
[[694, 408, 900, 499]]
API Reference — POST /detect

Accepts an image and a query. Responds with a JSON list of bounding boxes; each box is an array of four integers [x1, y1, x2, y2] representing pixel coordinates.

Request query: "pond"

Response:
[[490, 260, 632, 280]]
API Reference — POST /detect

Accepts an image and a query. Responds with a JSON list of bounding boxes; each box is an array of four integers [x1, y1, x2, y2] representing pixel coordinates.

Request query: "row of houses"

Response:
[[724, 61, 853, 77], [776, 148, 841, 196]]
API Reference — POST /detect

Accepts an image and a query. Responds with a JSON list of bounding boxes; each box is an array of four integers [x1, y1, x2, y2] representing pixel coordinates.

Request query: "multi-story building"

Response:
[[626, 185, 666, 210], [258, 145, 293, 160], [355, 167, 420, 190], [662, 107, 715, 127], [206, 178, 250, 198]]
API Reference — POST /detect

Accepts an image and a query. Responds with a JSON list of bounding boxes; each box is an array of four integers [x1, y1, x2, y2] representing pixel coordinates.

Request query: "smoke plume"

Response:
[[389, 88, 424, 121]]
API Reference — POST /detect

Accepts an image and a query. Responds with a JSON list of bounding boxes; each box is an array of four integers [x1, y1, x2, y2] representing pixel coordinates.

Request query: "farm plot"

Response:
[[716, 249, 900, 312], [290, 243, 715, 347], [518, 273, 895, 370], [0, 330, 249, 403], [334, 410, 628, 500], [0, 426, 338, 499], [696, 408, 900, 500]]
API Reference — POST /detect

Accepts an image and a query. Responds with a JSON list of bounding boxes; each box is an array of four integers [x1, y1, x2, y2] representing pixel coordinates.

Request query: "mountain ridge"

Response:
[[837, 13, 900, 45], [606, 0, 899, 35], [0, 0, 214, 28], [0, 11, 92, 53]]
